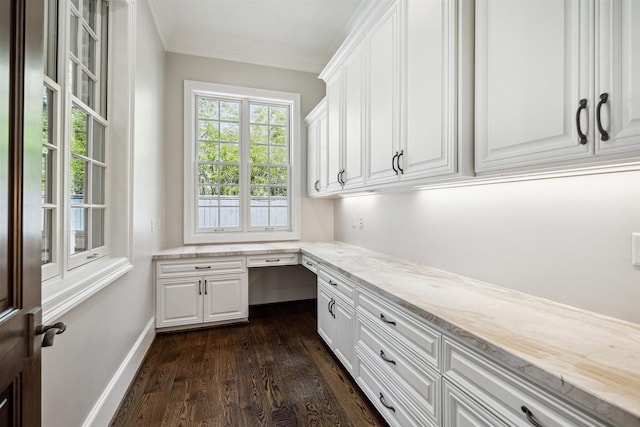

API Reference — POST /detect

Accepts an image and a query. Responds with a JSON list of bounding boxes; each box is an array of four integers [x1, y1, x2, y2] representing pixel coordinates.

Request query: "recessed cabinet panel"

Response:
[[343, 41, 366, 187], [157, 278, 203, 327], [333, 298, 355, 372], [443, 381, 508, 427], [402, 0, 456, 178], [307, 120, 319, 196], [596, 0, 640, 154], [203, 275, 248, 324], [367, 5, 399, 185], [475, 0, 591, 172], [327, 75, 343, 192], [317, 283, 335, 348]]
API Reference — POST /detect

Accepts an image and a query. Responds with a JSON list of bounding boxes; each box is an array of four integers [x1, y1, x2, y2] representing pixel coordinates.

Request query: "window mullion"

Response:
[[240, 99, 250, 233]]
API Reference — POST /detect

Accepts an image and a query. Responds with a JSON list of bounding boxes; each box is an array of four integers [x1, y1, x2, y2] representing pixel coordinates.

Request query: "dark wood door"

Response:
[[0, 0, 44, 425]]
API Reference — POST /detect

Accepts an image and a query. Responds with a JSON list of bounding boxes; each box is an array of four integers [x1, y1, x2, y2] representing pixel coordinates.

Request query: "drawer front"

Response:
[[442, 339, 607, 427], [301, 255, 318, 274], [356, 317, 439, 423], [443, 380, 509, 427], [246, 253, 299, 268], [357, 289, 440, 369], [318, 266, 354, 301], [356, 355, 437, 427], [157, 257, 246, 277]]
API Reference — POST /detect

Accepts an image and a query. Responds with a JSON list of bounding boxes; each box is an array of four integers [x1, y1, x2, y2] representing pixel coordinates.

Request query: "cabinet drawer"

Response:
[[157, 257, 246, 277], [356, 354, 437, 427], [246, 253, 299, 268], [443, 380, 508, 427], [318, 265, 355, 301], [301, 255, 318, 274], [442, 338, 607, 427], [356, 317, 439, 423], [357, 289, 440, 370]]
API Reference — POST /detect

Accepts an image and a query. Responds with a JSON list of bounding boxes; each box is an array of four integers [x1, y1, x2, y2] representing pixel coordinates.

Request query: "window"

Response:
[[42, 0, 110, 279], [184, 81, 301, 243]]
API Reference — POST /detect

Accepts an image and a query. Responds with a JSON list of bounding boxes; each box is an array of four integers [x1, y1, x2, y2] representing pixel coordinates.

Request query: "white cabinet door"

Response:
[[202, 275, 248, 324], [307, 119, 320, 196], [595, 0, 640, 154], [333, 297, 355, 373], [317, 283, 335, 348], [157, 277, 203, 328], [367, 4, 400, 185], [326, 74, 343, 192], [475, 0, 591, 172], [443, 381, 507, 427], [318, 111, 329, 192], [343, 40, 366, 189], [401, 0, 458, 180]]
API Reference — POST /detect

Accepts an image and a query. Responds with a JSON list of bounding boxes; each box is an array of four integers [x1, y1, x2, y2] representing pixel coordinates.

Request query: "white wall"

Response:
[[335, 171, 640, 324], [42, 1, 165, 425], [162, 52, 334, 249]]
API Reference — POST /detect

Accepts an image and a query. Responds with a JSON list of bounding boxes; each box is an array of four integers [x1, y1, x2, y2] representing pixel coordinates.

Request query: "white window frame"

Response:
[[41, 0, 136, 325], [184, 81, 301, 244]]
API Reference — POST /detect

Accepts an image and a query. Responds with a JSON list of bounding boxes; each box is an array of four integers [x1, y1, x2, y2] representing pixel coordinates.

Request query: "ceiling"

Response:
[[147, 0, 367, 74]]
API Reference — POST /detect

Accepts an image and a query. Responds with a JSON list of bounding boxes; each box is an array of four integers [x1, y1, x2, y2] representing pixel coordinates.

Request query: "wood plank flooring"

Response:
[[110, 300, 388, 427]]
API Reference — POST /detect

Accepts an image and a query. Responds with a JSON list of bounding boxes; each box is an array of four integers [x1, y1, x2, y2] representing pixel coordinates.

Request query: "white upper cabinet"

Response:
[[367, 4, 400, 186], [595, 0, 640, 155], [476, 0, 640, 173], [326, 74, 344, 192], [343, 41, 366, 189], [400, 0, 464, 181], [475, 0, 591, 173], [305, 98, 327, 197]]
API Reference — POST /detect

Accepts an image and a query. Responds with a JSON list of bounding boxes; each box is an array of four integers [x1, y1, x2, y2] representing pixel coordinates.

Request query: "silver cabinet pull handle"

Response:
[[195, 266, 211, 270], [204, 280, 208, 295], [265, 259, 280, 263], [596, 93, 610, 141], [328, 279, 338, 287], [576, 98, 588, 145], [198, 280, 202, 295]]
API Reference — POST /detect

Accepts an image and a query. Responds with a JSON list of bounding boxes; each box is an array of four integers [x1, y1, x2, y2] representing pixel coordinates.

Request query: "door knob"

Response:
[[36, 322, 66, 347]]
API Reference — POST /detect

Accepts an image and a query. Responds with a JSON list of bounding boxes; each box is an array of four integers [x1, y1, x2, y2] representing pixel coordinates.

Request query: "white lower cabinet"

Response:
[[317, 274, 355, 373], [156, 257, 248, 329], [313, 261, 612, 427]]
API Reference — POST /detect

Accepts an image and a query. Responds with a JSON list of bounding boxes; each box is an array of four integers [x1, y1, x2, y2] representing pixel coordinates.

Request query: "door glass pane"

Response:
[[70, 157, 86, 204], [91, 164, 104, 204], [70, 207, 87, 254], [82, 0, 96, 30], [71, 105, 88, 155], [81, 27, 96, 73], [42, 209, 53, 265], [42, 147, 54, 204], [91, 208, 104, 248], [45, 0, 58, 80], [92, 120, 104, 161]]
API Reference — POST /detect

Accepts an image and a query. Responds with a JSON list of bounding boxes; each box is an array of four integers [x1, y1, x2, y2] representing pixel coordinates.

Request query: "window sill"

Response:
[[42, 257, 133, 324], [184, 230, 300, 245]]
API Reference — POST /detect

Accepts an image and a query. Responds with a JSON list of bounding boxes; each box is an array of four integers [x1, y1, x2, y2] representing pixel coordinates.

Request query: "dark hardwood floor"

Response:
[[110, 300, 388, 427]]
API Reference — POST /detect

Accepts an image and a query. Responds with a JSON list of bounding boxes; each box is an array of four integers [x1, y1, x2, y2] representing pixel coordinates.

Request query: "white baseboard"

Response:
[[82, 317, 156, 427]]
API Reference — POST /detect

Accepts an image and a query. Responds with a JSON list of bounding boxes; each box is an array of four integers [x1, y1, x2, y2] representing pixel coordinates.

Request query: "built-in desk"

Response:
[[153, 241, 640, 426]]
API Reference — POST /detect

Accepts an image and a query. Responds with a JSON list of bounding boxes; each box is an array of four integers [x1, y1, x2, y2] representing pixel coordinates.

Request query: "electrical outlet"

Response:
[[633, 233, 640, 266], [359, 216, 364, 229]]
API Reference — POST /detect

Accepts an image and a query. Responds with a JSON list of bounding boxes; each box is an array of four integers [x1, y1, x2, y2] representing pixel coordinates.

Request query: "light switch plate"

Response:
[[632, 233, 640, 266]]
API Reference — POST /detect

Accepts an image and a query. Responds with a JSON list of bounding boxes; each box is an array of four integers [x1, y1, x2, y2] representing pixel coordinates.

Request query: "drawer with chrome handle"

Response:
[[357, 289, 440, 369]]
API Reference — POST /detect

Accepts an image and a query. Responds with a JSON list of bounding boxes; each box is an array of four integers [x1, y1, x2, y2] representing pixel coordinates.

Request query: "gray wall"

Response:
[[162, 52, 334, 249], [335, 170, 640, 323], [42, 1, 165, 424]]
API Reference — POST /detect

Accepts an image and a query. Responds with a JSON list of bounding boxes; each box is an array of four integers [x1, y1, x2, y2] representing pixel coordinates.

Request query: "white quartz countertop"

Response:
[[153, 241, 640, 425]]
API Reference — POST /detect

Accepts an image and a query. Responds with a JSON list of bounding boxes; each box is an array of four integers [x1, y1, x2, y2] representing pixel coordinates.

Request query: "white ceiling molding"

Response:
[[166, 27, 331, 74]]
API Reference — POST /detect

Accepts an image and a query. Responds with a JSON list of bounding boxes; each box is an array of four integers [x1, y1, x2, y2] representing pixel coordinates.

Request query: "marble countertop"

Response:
[[154, 241, 640, 425]]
